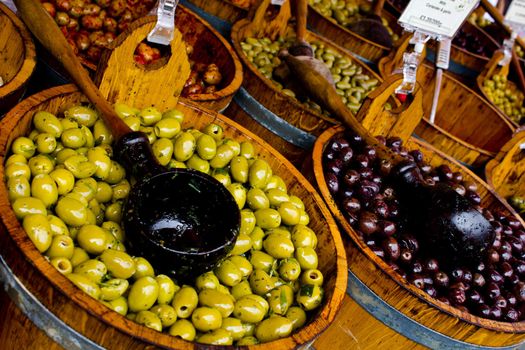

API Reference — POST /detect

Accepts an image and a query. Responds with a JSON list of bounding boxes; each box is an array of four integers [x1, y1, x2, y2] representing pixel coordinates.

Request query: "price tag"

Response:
[[271, 0, 285, 5], [399, 0, 479, 38], [505, 0, 525, 28]]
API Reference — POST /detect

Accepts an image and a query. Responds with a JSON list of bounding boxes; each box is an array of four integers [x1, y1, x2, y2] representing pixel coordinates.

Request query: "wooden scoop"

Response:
[[280, 51, 495, 266], [349, 0, 393, 48], [14, 0, 241, 280]]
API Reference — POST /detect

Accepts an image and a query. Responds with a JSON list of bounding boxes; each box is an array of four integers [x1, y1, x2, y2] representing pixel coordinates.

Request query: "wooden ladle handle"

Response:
[[296, 0, 308, 42], [373, 0, 386, 17], [13, 0, 132, 141]]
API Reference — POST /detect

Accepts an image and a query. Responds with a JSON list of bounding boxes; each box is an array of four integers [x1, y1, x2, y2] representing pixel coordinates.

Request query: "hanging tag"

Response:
[[271, 0, 285, 5], [436, 38, 451, 70], [505, 0, 525, 27], [147, 0, 179, 46], [399, 0, 479, 38]]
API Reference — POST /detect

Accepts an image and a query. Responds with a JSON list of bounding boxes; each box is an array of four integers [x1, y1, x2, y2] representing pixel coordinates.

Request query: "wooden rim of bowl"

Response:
[[312, 124, 525, 333], [0, 84, 348, 349], [230, 18, 383, 126], [0, 2, 36, 101]]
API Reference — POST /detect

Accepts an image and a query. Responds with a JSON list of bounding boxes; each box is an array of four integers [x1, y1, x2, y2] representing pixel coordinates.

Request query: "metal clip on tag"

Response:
[[395, 31, 431, 97], [147, 0, 178, 46], [500, 31, 518, 66]]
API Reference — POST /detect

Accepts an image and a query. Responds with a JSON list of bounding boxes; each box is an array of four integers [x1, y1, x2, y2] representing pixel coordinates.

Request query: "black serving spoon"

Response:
[[349, 0, 393, 48], [280, 47, 495, 267], [14, 0, 240, 280]]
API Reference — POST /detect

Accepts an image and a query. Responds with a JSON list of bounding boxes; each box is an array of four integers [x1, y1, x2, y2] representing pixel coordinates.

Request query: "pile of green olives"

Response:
[[5, 103, 325, 345], [308, 0, 399, 43], [241, 36, 379, 114], [483, 74, 525, 124]]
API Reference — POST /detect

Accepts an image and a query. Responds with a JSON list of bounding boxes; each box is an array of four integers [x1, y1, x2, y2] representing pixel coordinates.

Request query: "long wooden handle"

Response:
[[296, 0, 308, 42], [373, 0, 386, 17], [13, 0, 131, 141], [481, 0, 525, 51]]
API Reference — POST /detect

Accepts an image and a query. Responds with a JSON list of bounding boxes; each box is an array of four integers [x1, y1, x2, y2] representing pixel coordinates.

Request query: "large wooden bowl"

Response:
[[306, 0, 402, 63], [0, 2, 36, 116], [379, 40, 515, 169], [0, 84, 347, 349], [230, 19, 382, 166], [185, 0, 249, 23], [312, 124, 525, 347]]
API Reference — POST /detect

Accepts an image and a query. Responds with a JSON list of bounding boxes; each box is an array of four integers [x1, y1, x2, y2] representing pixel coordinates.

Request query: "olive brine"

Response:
[[5, 104, 324, 345], [324, 131, 525, 322]]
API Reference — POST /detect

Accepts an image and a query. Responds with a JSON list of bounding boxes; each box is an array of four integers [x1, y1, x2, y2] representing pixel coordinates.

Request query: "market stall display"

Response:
[[185, 0, 249, 23]]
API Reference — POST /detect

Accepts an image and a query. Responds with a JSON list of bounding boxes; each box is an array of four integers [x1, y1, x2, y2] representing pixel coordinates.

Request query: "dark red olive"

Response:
[[343, 170, 360, 187], [505, 292, 517, 307], [399, 235, 419, 253], [449, 287, 466, 305], [388, 203, 400, 219], [482, 209, 495, 222], [342, 198, 361, 214], [371, 200, 389, 219], [377, 159, 392, 176], [370, 175, 383, 186], [508, 217, 522, 230], [504, 308, 519, 322], [329, 136, 350, 152], [357, 180, 380, 201], [379, 220, 396, 237], [463, 181, 478, 193], [475, 261, 486, 272], [487, 268, 504, 285], [486, 282, 501, 300], [338, 187, 354, 200], [465, 190, 481, 205], [346, 212, 358, 226], [437, 164, 453, 181], [386, 136, 403, 149], [500, 240, 512, 254], [354, 154, 369, 169], [489, 306, 502, 320], [382, 187, 395, 200], [433, 271, 450, 289], [362, 146, 377, 162], [358, 211, 378, 235], [423, 176, 436, 187], [467, 290, 484, 305], [382, 237, 400, 261], [514, 230, 525, 246], [451, 183, 466, 196], [409, 274, 425, 289], [492, 239, 502, 250], [512, 259, 525, 275], [500, 261, 514, 279], [398, 147, 409, 157], [514, 282, 525, 302], [494, 296, 508, 309], [370, 245, 385, 259], [486, 248, 500, 264], [325, 173, 339, 194], [399, 249, 413, 265], [357, 167, 373, 180], [492, 220, 503, 235], [477, 304, 491, 318], [507, 236, 523, 254], [419, 163, 432, 174], [339, 147, 353, 163], [410, 261, 423, 274], [450, 268, 464, 282], [424, 285, 438, 298], [452, 172, 463, 183], [325, 159, 344, 175], [409, 150, 424, 163], [472, 273, 486, 288], [503, 225, 514, 236], [423, 258, 439, 273]]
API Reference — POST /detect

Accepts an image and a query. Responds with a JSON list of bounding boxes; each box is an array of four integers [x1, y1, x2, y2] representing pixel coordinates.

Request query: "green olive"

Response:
[[248, 159, 272, 189], [212, 168, 231, 186], [11, 137, 36, 159], [186, 154, 210, 174], [99, 249, 136, 279], [291, 224, 317, 249], [221, 317, 245, 341], [196, 134, 217, 160], [286, 306, 307, 330], [295, 247, 318, 269], [64, 155, 97, 179], [47, 215, 70, 236], [135, 310, 162, 332], [242, 319, 256, 336], [198, 289, 235, 318], [50, 168, 75, 195], [46, 234, 74, 259], [152, 138, 174, 166], [123, 116, 141, 131], [33, 111, 63, 137], [13, 197, 47, 219], [196, 328, 233, 345], [254, 315, 293, 342], [76, 225, 108, 254], [239, 141, 255, 160], [203, 123, 223, 141], [254, 208, 281, 229], [87, 147, 111, 180], [196, 272, 221, 291], [5, 154, 27, 166], [233, 294, 268, 323], [247, 188, 270, 210], [67, 273, 101, 299], [239, 209, 256, 236], [104, 296, 128, 316], [150, 304, 177, 327], [215, 259, 242, 287], [263, 232, 295, 259], [5, 163, 32, 181], [81, 126, 95, 148], [114, 103, 139, 118], [172, 286, 199, 318], [229, 233, 252, 256], [104, 201, 122, 223], [111, 179, 130, 201], [55, 148, 77, 164], [154, 118, 181, 139], [231, 279, 252, 300], [228, 255, 253, 278], [50, 257, 73, 274], [266, 189, 290, 207], [128, 276, 159, 312], [249, 226, 265, 251], [168, 319, 196, 340], [31, 174, 58, 207], [35, 133, 57, 154], [296, 284, 323, 311], [267, 285, 294, 315], [230, 156, 249, 183], [70, 247, 90, 267], [65, 105, 98, 127], [28, 155, 55, 176], [93, 119, 113, 145], [139, 106, 162, 126], [210, 144, 235, 169], [277, 202, 301, 226], [7, 176, 30, 202], [22, 214, 52, 252], [278, 258, 301, 281], [299, 211, 310, 225], [132, 257, 155, 279], [105, 161, 126, 184], [95, 182, 113, 203], [73, 259, 107, 283], [265, 175, 287, 192], [61, 118, 78, 131], [73, 178, 97, 202], [250, 250, 275, 273], [173, 132, 196, 162], [301, 269, 324, 286], [249, 269, 275, 295], [162, 108, 185, 123], [100, 278, 129, 301], [156, 274, 179, 304], [226, 183, 247, 209], [61, 128, 86, 149], [237, 336, 260, 345]]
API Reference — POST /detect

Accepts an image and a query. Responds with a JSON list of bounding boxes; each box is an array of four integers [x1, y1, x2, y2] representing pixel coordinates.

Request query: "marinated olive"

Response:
[[13, 197, 47, 219], [46, 234, 74, 259], [191, 306, 222, 332], [99, 249, 136, 279], [172, 286, 199, 318], [198, 289, 235, 318], [128, 276, 159, 312], [168, 319, 196, 341], [23, 214, 52, 252], [76, 225, 108, 254], [67, 273, 101, 299], [150, 304, 177, 327], [254, 315, 293, 343], [74, 259, 107, 283], [135, 310, 162, 332], [100, 278, 129, 301], [33, 111, 63, 137], [233, 294, 268, 323]]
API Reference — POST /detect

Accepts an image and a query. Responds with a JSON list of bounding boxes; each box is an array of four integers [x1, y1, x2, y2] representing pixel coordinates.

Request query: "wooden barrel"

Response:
[[184, 0, 248, 24], [378, 38, 515, 169], [0, 1, 36, 116], [312, 124, 525, 348], [306, 1, 402, 64], [0, 84, 347, 349], [230, 19, 383, 166]]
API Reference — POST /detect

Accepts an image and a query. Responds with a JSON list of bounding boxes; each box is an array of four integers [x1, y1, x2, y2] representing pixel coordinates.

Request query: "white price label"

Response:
[[399, 0, 479, 37], [271, 0, 285, 5], [505, 0, 525, 27]]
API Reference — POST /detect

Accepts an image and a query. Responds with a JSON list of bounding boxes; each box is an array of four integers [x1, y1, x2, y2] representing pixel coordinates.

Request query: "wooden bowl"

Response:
[[312, 124, 525, 347], [307, 0, 402, 63], [185, 0, 249, 24], [0, 2, 36, 116], [378, 39, 515, 169], [230, 19, 382, 166], [0, 84, 347, 349]]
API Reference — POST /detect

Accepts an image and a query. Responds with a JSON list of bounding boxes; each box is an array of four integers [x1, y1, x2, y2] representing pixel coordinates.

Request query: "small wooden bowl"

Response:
[[0, 2, 36, 116], [0, 84, 347, 349], [307, 0, 402, 63], [378, 37, 515, 169], [230, 19, 383, 165], [312, 124, 525, 347], [185, 0, 249, 23]]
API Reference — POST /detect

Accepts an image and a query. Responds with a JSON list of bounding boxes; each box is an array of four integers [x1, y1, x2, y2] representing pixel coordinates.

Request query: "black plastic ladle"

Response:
[[14, 0, 240, 279], [280, 48, 495, 267]]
